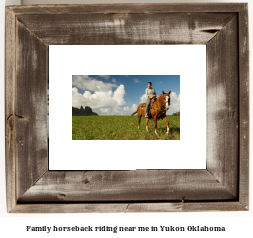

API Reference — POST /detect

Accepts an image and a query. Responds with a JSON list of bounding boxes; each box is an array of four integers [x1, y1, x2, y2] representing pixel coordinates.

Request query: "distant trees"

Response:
[[172, 111, 180, 116], [72, 106, 98, 116]]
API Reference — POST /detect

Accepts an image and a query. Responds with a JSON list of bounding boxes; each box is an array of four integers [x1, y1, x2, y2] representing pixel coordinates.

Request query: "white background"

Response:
[[49, 45, 206, 170], [0, 0, 252, 237]]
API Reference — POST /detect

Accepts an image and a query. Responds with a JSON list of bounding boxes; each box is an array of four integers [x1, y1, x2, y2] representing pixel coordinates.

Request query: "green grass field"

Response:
[[72, 115, 180, 140]]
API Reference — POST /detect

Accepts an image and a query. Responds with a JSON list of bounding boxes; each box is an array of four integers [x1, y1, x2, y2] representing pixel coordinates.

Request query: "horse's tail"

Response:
[[131, 110, 138, 117]]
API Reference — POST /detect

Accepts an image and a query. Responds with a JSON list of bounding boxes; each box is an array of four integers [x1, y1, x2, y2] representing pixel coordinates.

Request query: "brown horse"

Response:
[[131, 91, 171, 135]]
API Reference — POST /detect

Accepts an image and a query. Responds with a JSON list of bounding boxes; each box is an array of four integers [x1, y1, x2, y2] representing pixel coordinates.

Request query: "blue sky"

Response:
[[72, 75, 180, 115]]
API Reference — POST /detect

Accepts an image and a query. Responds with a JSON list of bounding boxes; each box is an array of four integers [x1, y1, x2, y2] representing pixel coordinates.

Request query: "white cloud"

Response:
[[123, 104, 138, 113], [72, 87, 78, 95], [133, 78, 142, 83], [113, 85, 126, 105], [72, 75, 117, 92], [168, 92, 180, 115], [98, 75, 110, 80], [72, 77, 139, 115], [140, 94, 148, 103], [111, 78, 116, 83], [96, 104, 138, 115], [155, 81, 163, 84], [72, 84, 127, 110], [99, 108, 111, 114]]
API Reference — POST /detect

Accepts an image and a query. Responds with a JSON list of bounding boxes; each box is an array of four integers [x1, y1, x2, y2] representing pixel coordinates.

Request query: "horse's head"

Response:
[[161, 91, 171, 110]]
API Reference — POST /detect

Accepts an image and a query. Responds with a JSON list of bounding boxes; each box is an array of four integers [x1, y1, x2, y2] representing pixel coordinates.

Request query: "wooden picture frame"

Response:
[[5, 3, 249, 213]]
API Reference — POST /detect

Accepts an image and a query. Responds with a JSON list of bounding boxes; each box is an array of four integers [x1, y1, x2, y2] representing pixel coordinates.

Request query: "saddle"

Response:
[[150, 97, 157, 109], [141, 97, 157, 116]]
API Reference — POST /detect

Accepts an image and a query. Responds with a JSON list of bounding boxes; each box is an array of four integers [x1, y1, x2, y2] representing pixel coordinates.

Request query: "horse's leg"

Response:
[[154, 116, 158, 135], [162, 116, 170, 134], [138, 114, 142, 129], [145, 118, 149, 131]]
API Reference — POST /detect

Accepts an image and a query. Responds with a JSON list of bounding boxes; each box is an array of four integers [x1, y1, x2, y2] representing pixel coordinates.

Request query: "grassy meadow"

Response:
[[72, 115, 180, 140]]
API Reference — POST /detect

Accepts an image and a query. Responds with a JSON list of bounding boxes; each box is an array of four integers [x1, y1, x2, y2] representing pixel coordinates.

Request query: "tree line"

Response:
[[172, 112, 180, 116], [72, 106, 98, 116]]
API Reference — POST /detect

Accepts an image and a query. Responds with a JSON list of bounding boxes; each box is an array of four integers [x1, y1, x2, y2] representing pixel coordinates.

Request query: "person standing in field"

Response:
[[145, 82, 159, 117]]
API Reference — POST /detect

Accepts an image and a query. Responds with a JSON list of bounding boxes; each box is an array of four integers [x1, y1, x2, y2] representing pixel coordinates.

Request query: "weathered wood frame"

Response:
[[5, 3, 249, 213]]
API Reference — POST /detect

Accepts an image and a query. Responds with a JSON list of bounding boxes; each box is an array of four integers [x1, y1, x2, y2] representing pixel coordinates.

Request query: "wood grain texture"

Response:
[[16, 13, 236, 45], [238, 4, 249, 209], [18, 170, 236, 202], [15, 20, 48, 200], [206, 16, 239, 198], [126, 202, 248, 212], [10, 202, 247, 213], [5, 7, 16, 212], [7, 3, 246, 14]]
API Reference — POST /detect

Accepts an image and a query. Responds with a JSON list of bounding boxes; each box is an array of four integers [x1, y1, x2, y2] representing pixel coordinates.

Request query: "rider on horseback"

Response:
[[145, 82, 160, 117]]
